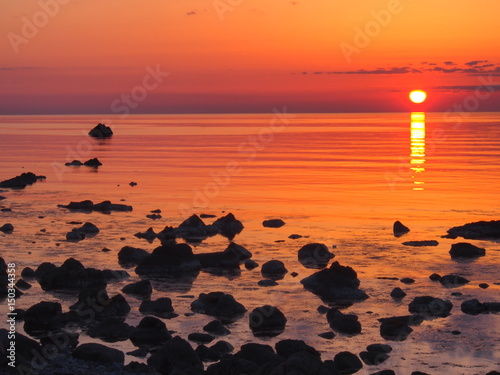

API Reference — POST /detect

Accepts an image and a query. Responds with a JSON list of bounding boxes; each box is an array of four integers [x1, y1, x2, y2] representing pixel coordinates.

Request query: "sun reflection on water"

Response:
[[410, 112, 426, 190]]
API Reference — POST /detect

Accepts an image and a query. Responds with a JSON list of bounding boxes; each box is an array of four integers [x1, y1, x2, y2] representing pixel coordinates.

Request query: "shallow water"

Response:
[[0, 112, 499, 374]]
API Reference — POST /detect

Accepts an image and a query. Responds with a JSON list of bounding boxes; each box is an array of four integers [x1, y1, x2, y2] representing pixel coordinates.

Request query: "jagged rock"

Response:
[[261, 260, 288, 280], [0, 172, 46, 189], [393, 221, 410, 237], [449, 242, 486, 259], [83, 158, 102, 167], [134, 227, 157, 242], [38, 258, 107, 291], [136, 242, 201, 276], [390, 287, 406, 299], [402, 240, 439, 247], [408, 296, 453, 318], [130, 316, 172, 349], [298, 243, 335, 269], [203, 320, 231, 336], [88, 123, 113, 138], [249, 305, 287, 337], [191, 292, 246, 319], [118, 246, 150, 266], [65, 160, 83, 166], [87, 317, 134, 342], [176, 214, 215, 240], [301, 261, 369, 306], [224, 242, 252, 260], [122, 280, 152, 297], [73, 343, 124, 365], [0, 223, 13, 233], [438, 274, 470, 288], [148, 336, 203, 374], [326, 309, 361, 335], [139, 298, 177, 319], [263, 219, 286, 228], [447, 220, 500, 239]]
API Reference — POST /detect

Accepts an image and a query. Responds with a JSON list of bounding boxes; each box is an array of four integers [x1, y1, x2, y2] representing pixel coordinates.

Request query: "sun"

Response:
[[409, 90, 427, 104]]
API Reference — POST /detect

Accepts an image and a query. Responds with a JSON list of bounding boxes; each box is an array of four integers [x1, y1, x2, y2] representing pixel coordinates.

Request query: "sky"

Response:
[[0, 0, 499, 114]]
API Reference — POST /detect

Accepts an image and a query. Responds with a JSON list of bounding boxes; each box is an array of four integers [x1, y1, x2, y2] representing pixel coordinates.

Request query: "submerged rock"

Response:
[[262, 219, 286, 228], [191, 292, 247, 319], [301, 261, 369, 306], [447, 220, 500, 240], [249, 305, 287, 337], [393, 221, 410, 237], [88, 123, 113, 138], [0, 172, 46, 189], [298, 243, 335, 269], [449, 242, 486, 259]]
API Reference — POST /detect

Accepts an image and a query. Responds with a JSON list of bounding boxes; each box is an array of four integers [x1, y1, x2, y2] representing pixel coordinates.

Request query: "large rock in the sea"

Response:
[[38, 258, 107, 291], [224, 242, 252, 260], [0, 223, 14, 233], [122, 280, 152, 297], [139, 298, 176, 319], [438, 274, 470, 288], [326, 308, 362, 335], [211, 213, 244, 239], [88, 123, 113, 138], [58, 200, 132, 212], [24, 301, 63, 333], [298, 243, 335, 269], [135, 242, 201, 276], [73, 343, 124, 366], [69, 288, 130, 320], [261, 260, 288, 280], [447, 220, 500, 240], [148, 336, 203, 375], [249, 305, 287, 337], [118, 246, 150, 266], [408, 296, 453, 318], [129, 316, 172, 349], [175, 214, 216, 241], [331, 351, 363, 374], [196, 250, 240, 269], [393, 221, 410, 237], [191, 292, 246, 319], [461, 299, 500, 315], [263, 219, 286, 228], [449, 242, 486, 259], [301, 261, 369, 306], [0, 172, 46, 189]]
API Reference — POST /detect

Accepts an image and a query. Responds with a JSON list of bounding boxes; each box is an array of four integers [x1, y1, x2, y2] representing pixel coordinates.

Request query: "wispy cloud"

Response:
[[432, 85, 500, 92], [304, 67, 422, 75], [186, 11, 197, 16]]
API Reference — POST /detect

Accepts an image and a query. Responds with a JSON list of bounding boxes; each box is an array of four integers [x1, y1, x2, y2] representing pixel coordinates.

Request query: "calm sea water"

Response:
[[0, 113, 499, 374]]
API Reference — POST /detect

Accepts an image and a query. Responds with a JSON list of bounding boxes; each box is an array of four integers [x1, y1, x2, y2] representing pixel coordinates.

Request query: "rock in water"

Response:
[[0, 223, 14, 233], [83, 158, 102, 167], [393, 221, 410, 237], [191, 292, 246, 319], [298, 243, 335, 269], [449, 242, 486, 259], [262, 219, 286, 228], [438, 274, 469, 288], [447, 220, 500, 239], [73, 343, 124, 365], [261, 260, 288, 280], [249, 305, 287, 337], [135, 242, 201, 276], [148, 336, 203, 374], [326, 308, 362, 335], [88, 123, 113, 138], [408, 296, 453, 318], [211, 213, 244, 239], [0, 172, 46, 189], [129, 316, 172, 349], [402, 240, 439, 247]]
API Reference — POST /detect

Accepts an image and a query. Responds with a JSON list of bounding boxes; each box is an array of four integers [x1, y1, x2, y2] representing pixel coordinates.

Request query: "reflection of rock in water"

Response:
[[150, 274, 199, 294]]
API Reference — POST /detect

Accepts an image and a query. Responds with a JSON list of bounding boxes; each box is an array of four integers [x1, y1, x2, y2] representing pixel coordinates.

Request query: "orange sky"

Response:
[[0, 0, 499, 113]]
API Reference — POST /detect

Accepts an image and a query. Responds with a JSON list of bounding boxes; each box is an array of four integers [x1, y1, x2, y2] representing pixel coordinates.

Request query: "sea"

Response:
[[0, 112, 499, 374]]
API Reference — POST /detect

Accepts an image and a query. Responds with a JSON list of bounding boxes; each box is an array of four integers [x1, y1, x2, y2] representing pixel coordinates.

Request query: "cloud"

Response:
[[444, 61, 456, 65], [432, 85, 500, 92], [311, 67, 422, 75], [465, 60, 489, 66], [186, 11, 196, 16]]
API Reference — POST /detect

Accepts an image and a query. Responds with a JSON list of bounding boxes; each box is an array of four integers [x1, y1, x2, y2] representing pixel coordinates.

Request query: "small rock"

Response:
[[408, 296, 453, 318], [318, 331, 336, 339], [288, 234, 303, 239], [402, 240, 439, 246], [191, 292, 246, 319], [298, 243, 335, 269], [359, 350, 390, 366], [326, 308, 362, 335], [290, 271, 299, 277], [393, 221, 410, 237], [400, 277, 415, 284], [78, 222, 100, 234], [66, 228, 85, 242], [73, 343, 124, 365], [438, 274, 470, 288], [21, 267, 36, 278], [261, 260, 288, 280], [65, 160, 83, 166], [0, 223, 14, 233], [249, 305, 287, 337], [130, 316, 172, 349], [258, 279, 278, 287], [449, 242, 486, 259], [390, 287, 407, 299], [88, 123, 113, 138], [332, 351, 363, 374], [0, 172, 46, 189], [451, 330, 461, 335], [122, 280, 152, 296], [151, 209, 162, 213], [262, 219, 286, 228], [126, 348, 149, 358], [118, 246, 150, 266], [479, 283, 489, 289], [146, 214, 162, 220], [429, 273, 441, 281], [203, 320, 231, 336], [15, 279, 32, 290], [317, 305, 330, 314], [188, 332, 214, 344], [244, 259, 259, 270], [139, 298, 176, 318], [83, 158, 102, 167]]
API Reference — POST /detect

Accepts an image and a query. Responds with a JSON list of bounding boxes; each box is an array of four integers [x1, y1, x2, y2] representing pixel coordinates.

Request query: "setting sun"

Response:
[[409, 90, 427, 104]]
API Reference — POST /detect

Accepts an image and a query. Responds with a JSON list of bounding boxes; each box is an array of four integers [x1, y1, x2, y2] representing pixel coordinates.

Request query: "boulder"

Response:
[[301, 261, 369, 306], [429, 273, 441, 281], [447, 220, 500, 239], [0, 223, 13, 233], [438, 274, 470, 288], [69, 289, 130, 320], [449, 242, 486, 259], [24, 301, 63, 333], [176, 214, 216, 240], [224, 242, 252, 260], [83, 158, 102, 167], [211, 213, 244, 239], [136, 242, 201, 276], [326, 309, 362, 335], [148, 336, 203, 375], [21, 267, 36, 278], [87, 317, 134, 342], [88, 123, 113, 138], [196, 250, 240, 269], [118, 246, 150, 266], [188, 333, 214, 344], [129, 316, 172, 349], [378, 316, 419, 341], [66, 228, 86, 242], [393, 221, 410, 237], [461, 299, 500, 315], [122, 280, 152, 297], [191, 292, 246, 319], [263, 219, 286, 228], [139, 298, 176, 318], [245, 259, 259, 270], [298, 243, 335, 269], [261, 260, 288, 280], [34, 262, 57, 279], [0, 172, 46, 189], [275, 339, 320, 358], [390, 287, 406, 299], [73, 343, 124, 366], [203, 320, 231, 336], [400, 278, 415, 284], [331, 351, 363, 374], [249, 305, 287, 337], [38, 258, 107, 291], [0, 329, 43, 370], [408, 296, 453, 318], [235, 343, 281, 367], [134, 227, 158, 242], [78, 222, 100, 234], [258, 279, 279, 287]]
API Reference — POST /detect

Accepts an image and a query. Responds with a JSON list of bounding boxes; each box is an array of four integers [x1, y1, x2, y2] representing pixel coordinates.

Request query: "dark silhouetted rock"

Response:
[[0, 172, 46, 189], [73, 343, 124, 365], [390, 287, 407, 299], [66, 228, 85, 242], [258, 279, 278, 287], [134, 227, 157, 242], [130, 316, 171, 349], [301, 261, 369, 306], [370, 371, 395, 375], [393, 221, 410, 237], [212, 213, 244, 239], [408, 296, 453, 317], [332, 351, 363, 374], [249, 305, 287, 337], [429, 273, 441, 281], [245, 259, 259, 270], [327, 309, 361, 335], [438, 274, 470, 288], [65, 160, 83, 166], [83, 158, 102, 167], [461, 299, 500, 315], [289, 234, 303, 239], [378, 316, 419, 341], [34, 262, 57, 279], [21, 267, 35, 278], [367, 344, 392, 354], [402, 240, 439, 246], [136, 242, 201, 276], [146, 213, 162, 220], [191, 292, 246, 319], [61, 200, 94, 210], [87, 317, 134, 342], [118, 246, 150, 266], [206, 355, 259, 375], [224, 242, 252, 260], [24, 301, 63, 333], [122, 280, 152, 296], [102, 269, 129, 282], [148, 336, 203, 374], [88, 123, 113, 138], [78, 222, 100, 233], [59, 200, 132, 212], [38, 258, 106, 291], [479, 283, 489, 289], [447, 220, 500, 239], [298, 243, 335, 269], [319, 331, 336, 339], [263, 219, 286, 228], [203, 320, 231, 336], [0, 329, 43, 370], [275, 339, 320, 358], [359, 350, 390, 366], [0, 223, 13, 233], [449, 242, 486, 259], [139, 298, 176, 318], [411, 372, 431, 375], [235, 343, 280, 366], [261, 260, 288, 280], [188, 332, 214, 344], [400, 278, 415, 284], [15, 279, 31, 290], [196, 250, 240, 269], [70, 289, 130, 320], [176, 214, 216, 241]]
